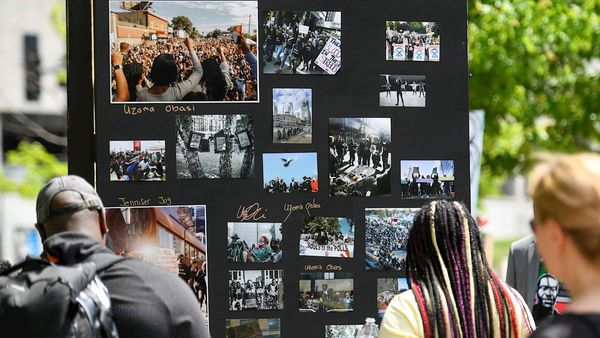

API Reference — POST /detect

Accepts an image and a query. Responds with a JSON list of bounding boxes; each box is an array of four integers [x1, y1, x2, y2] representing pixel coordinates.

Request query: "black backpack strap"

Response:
[[85, 252, 130, 273]]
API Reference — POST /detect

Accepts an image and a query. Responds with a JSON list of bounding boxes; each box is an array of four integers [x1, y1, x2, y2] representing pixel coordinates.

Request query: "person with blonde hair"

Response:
[[380, 200, 534, 338], [528, 152, 600, 337]]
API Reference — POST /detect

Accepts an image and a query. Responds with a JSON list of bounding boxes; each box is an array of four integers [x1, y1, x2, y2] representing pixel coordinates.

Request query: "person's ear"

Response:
[[547, 218, 567, 250], [35, 222, 47, 242]]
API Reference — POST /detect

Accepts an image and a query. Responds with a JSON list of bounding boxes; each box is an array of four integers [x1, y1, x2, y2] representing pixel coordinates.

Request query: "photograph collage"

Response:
[[103, 1, 459, 337]]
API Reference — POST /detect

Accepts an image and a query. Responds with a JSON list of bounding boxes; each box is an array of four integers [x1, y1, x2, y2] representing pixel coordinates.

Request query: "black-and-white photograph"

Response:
[[227, 222, 283, 263], [229, 270, 284, 311], [365, 208, 419, 271], [226, 318, 281, 338], [109, 140, 166, 181], [299, 272, 354, 313], [380, 74, 426, 107], [176, 114, 254, 179], [263, 11, 341, 75], [401, 160, 455, 199], [377, 278, 410, 318], [299, 217, 354, 258], [263, 152, 318, 193], [386, 21, 440, 62], [272, 88, 312, 144], [109, 1, 259, 103], [325, 325, 364, 338], [329, 118, 391, 197]]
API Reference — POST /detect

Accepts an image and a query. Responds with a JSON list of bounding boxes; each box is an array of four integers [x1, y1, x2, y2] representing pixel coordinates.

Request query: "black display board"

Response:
[[68, 0, 469, 336]]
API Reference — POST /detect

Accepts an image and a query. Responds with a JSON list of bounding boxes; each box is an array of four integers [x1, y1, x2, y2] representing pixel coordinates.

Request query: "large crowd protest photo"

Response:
[[365, 208, 419, 271], [263, 11, 342, 75], [227, 223, 283, 263], [299, 217, 354, 258], [229, 270, 284, 311], [109, 140, 166, 181], [263, 152, 318, 193], [299, 272, 354, 313], [109, 1, 258, 103], [329, 118, 392, 197], [386, 21, 440, 62], [400, 160, 455, 199]]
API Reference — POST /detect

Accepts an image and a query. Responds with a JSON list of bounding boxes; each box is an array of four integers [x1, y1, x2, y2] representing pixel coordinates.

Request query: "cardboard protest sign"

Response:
[[393, 44, 406, 61], [413, 46, 426, 61], [315, 37, 342, 75], [428, 44, 440, 61]]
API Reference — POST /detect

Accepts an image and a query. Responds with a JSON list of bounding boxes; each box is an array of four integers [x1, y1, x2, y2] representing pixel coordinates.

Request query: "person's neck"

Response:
[[148, 85, 168, 94], [565, 259, 600, 314]]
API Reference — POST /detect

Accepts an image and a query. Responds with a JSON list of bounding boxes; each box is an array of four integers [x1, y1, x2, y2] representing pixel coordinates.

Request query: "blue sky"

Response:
[[400, 160, 454, 179], [110, 1, 258, 35], [272, 88, 312, 115], [263, 152, 318, 183]]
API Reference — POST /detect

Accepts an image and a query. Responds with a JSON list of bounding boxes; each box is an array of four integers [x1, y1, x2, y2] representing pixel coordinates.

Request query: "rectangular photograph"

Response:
[[227, 222, 283, 263], [109, 1, 259, 103], [328, 118, 391, 197], [263, 152, 318, 193], [299, 272, 354, 313], [272, 88, 312, 144], [263, 11, 341, 75], [229, 270, 284, 311], [176, 114, 255, 179], [226, 318, 281, 338], [400, 160, 455, 199], [377, 278, 410, 318], [325, 325, 364, 338], [386, 21, 440, 62], [380, 74, 426, 107], [104, 205, 208, 318], [109, 140, 166, 181], [365, 208, 419, 271], [299, 217, 354, 258]]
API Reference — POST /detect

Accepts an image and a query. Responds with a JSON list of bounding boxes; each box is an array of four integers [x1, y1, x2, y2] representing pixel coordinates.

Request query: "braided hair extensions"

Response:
[[407, 200, 525, 338]]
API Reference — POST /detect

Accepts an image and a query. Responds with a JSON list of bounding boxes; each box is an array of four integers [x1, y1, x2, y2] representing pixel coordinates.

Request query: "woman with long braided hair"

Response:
[[380, 200, 535, 337]]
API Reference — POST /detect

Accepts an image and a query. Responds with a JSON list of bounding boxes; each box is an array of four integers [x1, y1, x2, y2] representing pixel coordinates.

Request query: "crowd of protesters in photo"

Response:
[[401, 172, 454, 199], [299, 230, 352, 256], [111, 34, 257, 102], [263, 14, 340, 74], [329, 135, 391, 172], [177, 254, 208, 310], [264, 176, 318, 193], [109, 149, 165, 181], [227, 233, 282, 263], [275, 126, 306, 141], [365, 215, 410, 271], [386, 28, 440, 61], [229, 278, 281, 311]]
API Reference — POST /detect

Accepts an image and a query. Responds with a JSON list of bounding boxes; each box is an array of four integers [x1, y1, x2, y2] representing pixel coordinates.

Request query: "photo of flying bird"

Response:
[[281, 157, 297, 167]]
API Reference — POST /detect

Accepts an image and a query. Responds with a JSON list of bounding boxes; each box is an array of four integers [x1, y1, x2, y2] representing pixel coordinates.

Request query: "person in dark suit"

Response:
[[506, 234, 540, 312]]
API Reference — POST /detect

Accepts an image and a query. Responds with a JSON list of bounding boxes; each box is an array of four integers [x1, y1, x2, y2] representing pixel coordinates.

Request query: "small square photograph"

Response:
[[328, 118, 391, 197], [227, 222, 283, 263], [226, 318, 281, 338], [109, 140, 166, 181], [272, 88, 312, 144], [365, 208, 419, 271], [263, 11, 341, 75], [377, 278, 410, 318], [325, 325, 364, 338], [263, 152, 318, 193], [109, 1, 259, 103], [104, 205, 208, 318], [299, 272, 354, 313], [299, 217, 354, 258], [386, 21, 440, 62], [229, 270, 284, 311], [401, 160, 455, 199], [176, 114, 255, 179], [380, 75, 426, 107]]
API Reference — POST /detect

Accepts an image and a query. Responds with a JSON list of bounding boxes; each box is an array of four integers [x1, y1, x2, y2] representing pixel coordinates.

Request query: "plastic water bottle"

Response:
[[356, 317, 379, 338]]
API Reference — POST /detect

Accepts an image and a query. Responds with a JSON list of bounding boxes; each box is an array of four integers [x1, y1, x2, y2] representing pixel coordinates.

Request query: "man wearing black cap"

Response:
[[34, 175, 210, 338]]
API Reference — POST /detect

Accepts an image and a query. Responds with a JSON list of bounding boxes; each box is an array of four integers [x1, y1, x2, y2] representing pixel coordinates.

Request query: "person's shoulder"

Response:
[[511, 234, 535, 252], [530, 314, 600, 338]]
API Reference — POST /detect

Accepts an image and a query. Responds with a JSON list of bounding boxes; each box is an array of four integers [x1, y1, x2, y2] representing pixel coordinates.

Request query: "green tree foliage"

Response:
[[0, 141, 68, 198], [469, 0, 600, 195], [302, 217, 342, 236], [172, 16, 194, 36], [50, 0, 66, 86]]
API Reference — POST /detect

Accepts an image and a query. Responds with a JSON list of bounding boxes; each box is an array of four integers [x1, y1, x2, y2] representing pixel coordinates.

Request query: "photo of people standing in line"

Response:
[[400, 160, 455, 199], [229, 270, 284, 311], [386, 21, 440, 62], [380, 74, 426, 107]]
